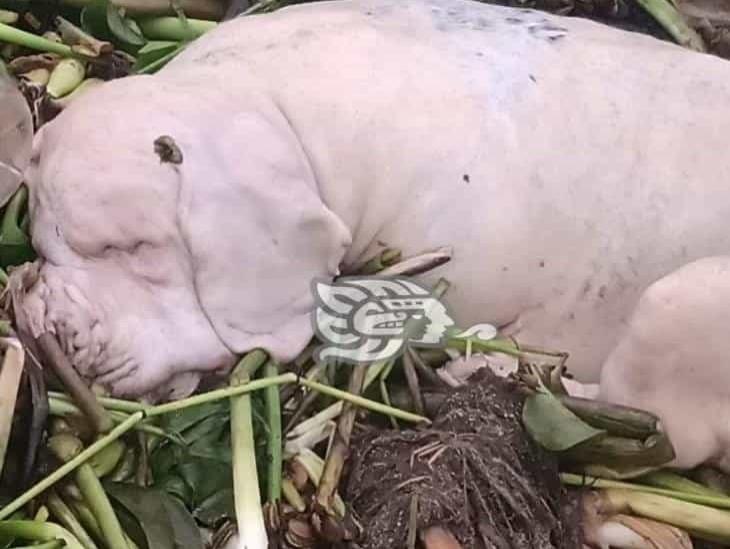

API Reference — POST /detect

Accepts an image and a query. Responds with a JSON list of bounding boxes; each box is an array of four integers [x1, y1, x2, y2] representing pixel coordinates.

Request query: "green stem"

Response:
[[561, 473, 730, 509], [300, 377, 430, 424], [0, 521, 84, 549], [230, 351, 269, 549], [638, 470, 727, 498], [75, 464, 128, 549], [49, 391, 150, 414], [0, 22, 73, 56], [13, 541, 64, 549], [263, 360, 282, 503], [0, 412, 144, 520], [146, 373, 295, 417], [45, 489, 98, 549], [634, 0, 705, 51], [48, 397, 170, 439], [379, 360, 399, 430], [67, 501, 102, 543], [135, 16, 216, 41], [134, 43, 184, 74]]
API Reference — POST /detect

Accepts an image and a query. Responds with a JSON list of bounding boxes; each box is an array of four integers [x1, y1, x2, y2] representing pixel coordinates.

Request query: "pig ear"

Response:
[[176, 109, 352, 362]]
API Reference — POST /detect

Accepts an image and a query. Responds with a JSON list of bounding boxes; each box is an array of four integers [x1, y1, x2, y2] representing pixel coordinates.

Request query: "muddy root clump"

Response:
[[345, 368, 581, 549]]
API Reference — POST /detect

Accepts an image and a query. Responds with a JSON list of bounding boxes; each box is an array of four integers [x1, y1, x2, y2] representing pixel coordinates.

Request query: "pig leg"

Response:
[[598, 256, 730, 472]]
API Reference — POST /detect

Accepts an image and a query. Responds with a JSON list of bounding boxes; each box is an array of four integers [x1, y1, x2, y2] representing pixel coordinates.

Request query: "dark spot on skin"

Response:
[[598, 285, 607, 299], [377, 240, 388, 247], [502, 266, 508, 272], [475, 51, 484, 57], [529, 74, 537, 83], [153, 135, 183, 165], [568, 313, 575, 320], [55, 226, 60, 237], [463, 174, 470, 183], [581, 280, 592, 297], [365, 10, 373, 15], [527, 23, 568, 42], [539, 260, 545, 268]]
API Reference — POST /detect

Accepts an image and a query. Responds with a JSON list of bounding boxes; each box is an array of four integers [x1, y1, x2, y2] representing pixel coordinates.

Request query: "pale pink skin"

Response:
[[17, 0, 730, 467]]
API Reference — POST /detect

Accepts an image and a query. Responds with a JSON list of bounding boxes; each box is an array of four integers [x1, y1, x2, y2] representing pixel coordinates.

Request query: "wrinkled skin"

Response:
[[0, 71, 33, 207], [16, 0, 730, 468]]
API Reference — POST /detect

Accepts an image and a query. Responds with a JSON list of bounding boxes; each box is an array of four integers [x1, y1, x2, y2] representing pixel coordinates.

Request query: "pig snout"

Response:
[[15, 260, 236, 402], [21, 265, 117, 384]]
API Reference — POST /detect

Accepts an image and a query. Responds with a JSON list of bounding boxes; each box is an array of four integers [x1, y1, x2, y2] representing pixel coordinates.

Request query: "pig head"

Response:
[[16, 75, 351, 401]]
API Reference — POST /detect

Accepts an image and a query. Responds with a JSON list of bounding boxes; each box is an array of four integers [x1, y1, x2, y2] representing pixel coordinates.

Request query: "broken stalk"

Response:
[[38, 333, 113, 435], [229, 350, 269, 549], [313, 362, 368, 539], [264, 359, 283, 503]]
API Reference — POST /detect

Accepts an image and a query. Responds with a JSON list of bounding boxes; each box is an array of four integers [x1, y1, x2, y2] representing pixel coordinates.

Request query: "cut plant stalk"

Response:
[[403, 350, 425, 416], [561, 473, 730, 510], [54, 16, 113, 57], [378, 246, 452, 277], [0, 338, 25, 476], [0, 9, 17, 24], [54, 0, 225, 20], [348, 247, 402, 275], [635, 0, 706, 51], [47, 434, 129, 549], [0, 412, 143, 520], [282, 478, 307, 512], [37, 333, 114, 435], [638, 470, 727, 498], [263, 359, 283, 503], [45, 488, 99, 549], [0, 22, 73, 56], [300, 375, 428, 424], [378, 359, 399, 429], [599, 488, 730, 543], [313, 362, 368, 540], [229, 350, 269, 549], [46, 58, 86, 98], [0, 520, 84, 549], [293, 449, 346, 517], [135, 16, 216, 41]]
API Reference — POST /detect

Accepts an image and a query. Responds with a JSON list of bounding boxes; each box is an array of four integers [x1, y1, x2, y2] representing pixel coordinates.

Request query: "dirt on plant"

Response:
[[345, 368, 582, 549]]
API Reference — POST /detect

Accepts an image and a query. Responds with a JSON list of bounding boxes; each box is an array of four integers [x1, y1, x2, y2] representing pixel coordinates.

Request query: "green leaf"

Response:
[[0, 186, 35, 268], [80, 0, 146, 50], [160, 400, 228, 436], [105, 483, 203, 549], [105, 3, 146, 47], [156, 474, 194, 504], [192, 489, 235, 528], [522, 389, 606, 452], [162, 494, 205, 549], [133, 40, 179, 69], [177, 459, 232, 506]]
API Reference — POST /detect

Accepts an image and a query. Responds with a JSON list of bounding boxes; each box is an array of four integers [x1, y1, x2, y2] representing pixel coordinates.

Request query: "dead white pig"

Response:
[[0, 70, 33, 206], [15, 0, 730, 419], [599, 256, 730, 472]]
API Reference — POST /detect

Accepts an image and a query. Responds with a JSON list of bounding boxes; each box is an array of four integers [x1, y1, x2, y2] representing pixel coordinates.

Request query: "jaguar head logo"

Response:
[[311, 276, 456, 365]]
